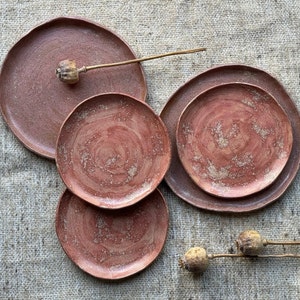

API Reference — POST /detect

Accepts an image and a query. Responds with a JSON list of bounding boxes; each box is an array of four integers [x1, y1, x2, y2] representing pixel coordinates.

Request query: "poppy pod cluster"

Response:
[[180, 230, 300, 275]]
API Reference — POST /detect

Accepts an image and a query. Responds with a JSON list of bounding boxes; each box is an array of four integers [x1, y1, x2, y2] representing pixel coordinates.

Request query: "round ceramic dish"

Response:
[[55, 188, 169, 280], [160, 64, 300, 212], [0, 17, 147, 159], [56, 93, 171, 209], [176, 83, 293, 198]]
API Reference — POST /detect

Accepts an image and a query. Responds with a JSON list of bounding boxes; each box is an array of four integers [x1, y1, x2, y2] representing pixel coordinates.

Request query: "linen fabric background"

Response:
[[1, 1, 300, 299]]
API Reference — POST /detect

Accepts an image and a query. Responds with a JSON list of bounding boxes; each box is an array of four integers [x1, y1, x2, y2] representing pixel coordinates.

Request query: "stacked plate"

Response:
[[55, 93, 171, 280], [0, 17, 170, 280], [161, 65, 300, 213]]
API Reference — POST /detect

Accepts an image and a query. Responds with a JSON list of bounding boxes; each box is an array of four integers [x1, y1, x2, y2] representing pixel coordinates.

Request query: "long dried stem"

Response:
[[264, 240, 300, 246], [77, 47, 206, 73], [209, 253, 300, 259], [208, 253, 244, 259]]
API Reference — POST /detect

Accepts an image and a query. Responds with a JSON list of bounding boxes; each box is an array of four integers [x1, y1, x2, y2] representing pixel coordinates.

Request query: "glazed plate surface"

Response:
[[176, 83, 293, 198], [56, 189, 169, 280], [56, 93, 171, 209]]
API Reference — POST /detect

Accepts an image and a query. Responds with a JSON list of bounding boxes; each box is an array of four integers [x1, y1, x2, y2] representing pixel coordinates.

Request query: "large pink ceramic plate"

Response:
[[160, 65, 300, 212], [56, 93, 171, 209], [176, 83, 293, 198], [0, 17, 147, 159], [55, 188, 169, 280]]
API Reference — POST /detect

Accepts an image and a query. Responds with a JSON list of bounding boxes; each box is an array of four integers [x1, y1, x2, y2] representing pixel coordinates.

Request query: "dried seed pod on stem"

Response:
[[55, 47, 206, 84], [180, 246, 300, 275], [179, 247, 244, 274], [236, 230, 300, 256]]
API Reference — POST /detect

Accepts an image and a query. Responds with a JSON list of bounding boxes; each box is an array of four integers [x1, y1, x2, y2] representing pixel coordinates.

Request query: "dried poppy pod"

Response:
[[55, 47, 206, 84], [236, 230, 266, 256], [179, 246, 244, 274], [55, 59, 86, 84], [236, 229, 300, 256], [179, 247, 209, 274]]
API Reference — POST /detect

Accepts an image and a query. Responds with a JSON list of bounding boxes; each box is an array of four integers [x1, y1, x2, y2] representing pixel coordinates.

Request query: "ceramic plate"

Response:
[[176, 83, 293, 198], [160, 64, 300, 212], [55, 188, 169, 280], [56, 93, 171, 209], [0, 17, 147, 158]]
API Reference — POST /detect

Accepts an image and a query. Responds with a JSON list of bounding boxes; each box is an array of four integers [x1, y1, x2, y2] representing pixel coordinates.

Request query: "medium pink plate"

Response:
[[56, 93, 171, 209], [160, 64, 300, 212], [55, 188, 169, 280], [0, 17, 147, 159], [176, 83, 293, 198]]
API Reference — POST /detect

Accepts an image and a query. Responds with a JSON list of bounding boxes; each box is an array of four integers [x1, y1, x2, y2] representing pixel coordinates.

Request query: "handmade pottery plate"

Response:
[[56, 93, 171, 209], [55, 188, 169, 280], [160, 64, 300, 212], [0, 17, 147, 159], [176, 83, 293, 198]]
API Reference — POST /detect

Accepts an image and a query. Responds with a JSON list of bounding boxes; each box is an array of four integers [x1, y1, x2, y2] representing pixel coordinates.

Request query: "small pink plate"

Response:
[[176, 83, 293, 198], [55, 188, 169, 280], [56, 93, 171, 209]]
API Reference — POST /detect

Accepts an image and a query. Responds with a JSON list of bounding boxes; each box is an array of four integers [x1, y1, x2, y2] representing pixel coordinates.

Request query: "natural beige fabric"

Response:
[[1, 1, 300, 299]]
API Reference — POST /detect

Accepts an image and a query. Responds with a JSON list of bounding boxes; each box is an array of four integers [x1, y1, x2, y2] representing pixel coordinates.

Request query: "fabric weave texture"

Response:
[[1, 1, 300, 299]]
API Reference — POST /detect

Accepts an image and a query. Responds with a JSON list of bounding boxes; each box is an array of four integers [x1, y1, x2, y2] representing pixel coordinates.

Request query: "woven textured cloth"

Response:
[[1, 1, 300, 299]]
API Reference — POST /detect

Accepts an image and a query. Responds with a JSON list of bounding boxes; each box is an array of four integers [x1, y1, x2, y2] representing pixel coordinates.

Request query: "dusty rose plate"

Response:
[[160, 64, 300, 212], [176, 83, 293, 198], [55, 188, 169, 280], [0, 17, 147, 159], [56, 93, 171, 209]]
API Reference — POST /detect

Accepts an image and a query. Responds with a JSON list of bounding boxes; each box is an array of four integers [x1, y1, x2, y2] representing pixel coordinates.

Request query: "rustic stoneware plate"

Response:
[[160, 64, 300, 212], [55, 188, 169, 280], [56, 93, 171, 209], [0, 17, 147, 159], [176, 83, 293, 198]]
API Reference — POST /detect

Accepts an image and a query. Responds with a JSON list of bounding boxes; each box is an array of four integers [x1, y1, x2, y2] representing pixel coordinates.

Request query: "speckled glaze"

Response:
[[160, 64, 300, 212], [0, 17, 147, 159], [55, 188, 169, 280], [56, 93, 171, 209], [176, 83, 293, 198]]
